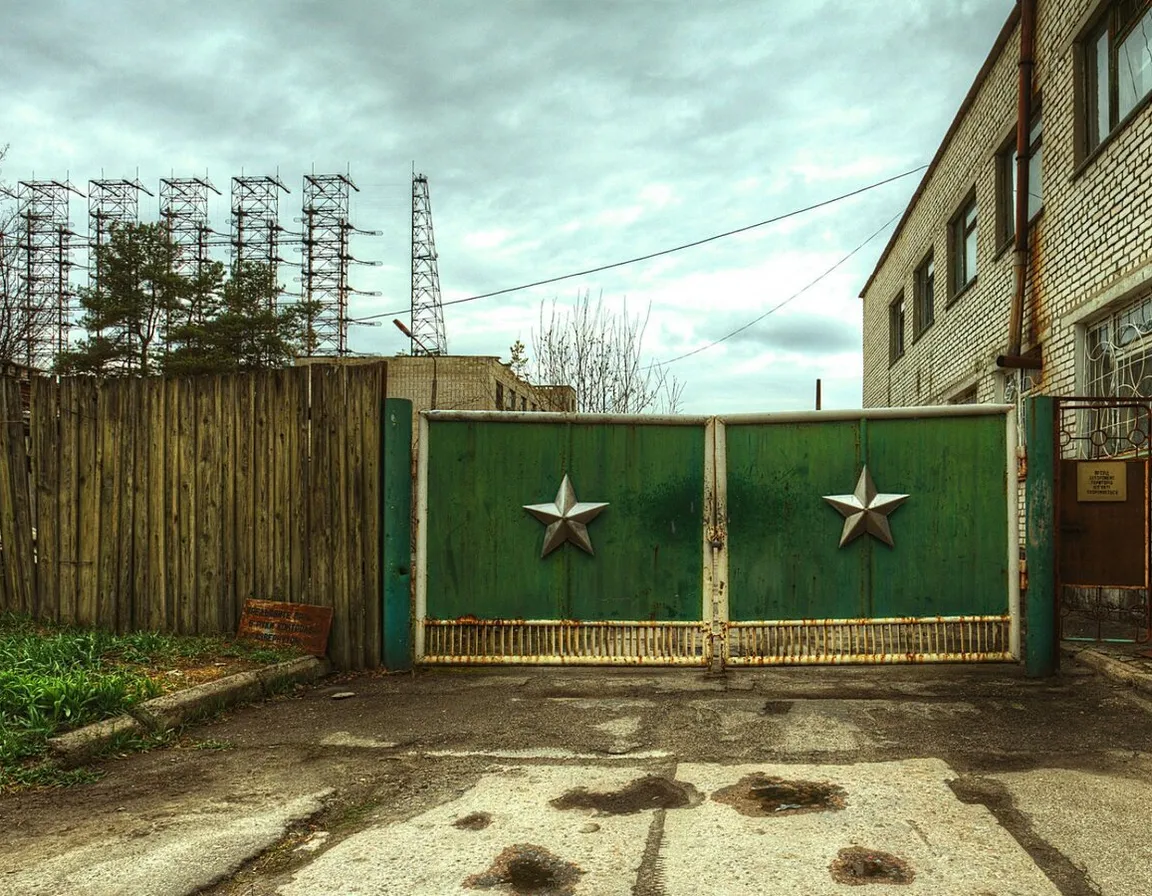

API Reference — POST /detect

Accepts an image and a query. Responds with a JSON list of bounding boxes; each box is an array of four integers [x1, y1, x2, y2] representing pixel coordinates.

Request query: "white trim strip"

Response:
[[721, 405, 1013, 425], [414, 413, 429, 662], [424, 410, 711, 425]]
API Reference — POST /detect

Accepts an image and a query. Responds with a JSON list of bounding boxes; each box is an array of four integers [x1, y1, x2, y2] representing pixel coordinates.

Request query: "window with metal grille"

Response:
[[1085, 290, 1152, 398]]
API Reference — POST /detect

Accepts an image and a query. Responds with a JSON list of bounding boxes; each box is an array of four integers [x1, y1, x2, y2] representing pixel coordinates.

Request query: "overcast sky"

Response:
[[0, 0, 1013, 412]]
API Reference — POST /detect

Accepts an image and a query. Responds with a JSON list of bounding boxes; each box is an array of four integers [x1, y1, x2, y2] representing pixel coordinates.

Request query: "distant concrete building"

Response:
[[861, 0, 1152, 409], [297, 354, 576, 420]]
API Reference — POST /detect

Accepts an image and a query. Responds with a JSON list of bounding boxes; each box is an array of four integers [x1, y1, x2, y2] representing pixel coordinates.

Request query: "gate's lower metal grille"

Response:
[[421, 619, 710, 665], [725, 615, 1012, 665]]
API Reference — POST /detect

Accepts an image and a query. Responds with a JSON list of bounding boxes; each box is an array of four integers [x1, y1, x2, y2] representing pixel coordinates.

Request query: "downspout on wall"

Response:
[[1000, 0, 1040, 369]]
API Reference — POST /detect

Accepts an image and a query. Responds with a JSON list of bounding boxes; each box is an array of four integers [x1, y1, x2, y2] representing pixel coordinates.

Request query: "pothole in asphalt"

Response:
[[464, 843, 583, 896], [712, 774, 847, 817], [454, 811, 493, 830], [829, 846, 914, 885], [761, 700, 794, 715], [549, 775, 702, 815]]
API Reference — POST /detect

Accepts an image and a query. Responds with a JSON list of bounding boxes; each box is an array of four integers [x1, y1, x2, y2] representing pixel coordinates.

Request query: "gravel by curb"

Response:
[[48, 655, 331, 767], [1061, 643, 1152, 698]]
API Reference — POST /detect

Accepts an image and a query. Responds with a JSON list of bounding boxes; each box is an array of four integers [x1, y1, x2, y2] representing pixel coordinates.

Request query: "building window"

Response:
[[1085, 0, 1152, 153], [495, 382, 503, 409], [949, 193, 978, 299], [913, 252, 935, 338], [508, 388, 517, 410], [1085, 289, 1152, 397], [889, 293, 906, 364], [997, 111, 1044, 245], [950, 385, 978, 405], [1082, 288, 1152, 454]]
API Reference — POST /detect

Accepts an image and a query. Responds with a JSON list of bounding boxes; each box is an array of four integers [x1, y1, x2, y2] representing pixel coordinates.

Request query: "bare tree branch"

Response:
[[531, 290, 685, 414]]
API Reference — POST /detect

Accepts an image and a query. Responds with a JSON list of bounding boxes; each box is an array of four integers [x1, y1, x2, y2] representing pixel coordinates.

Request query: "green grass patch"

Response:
[[0, 613, 300, 791]]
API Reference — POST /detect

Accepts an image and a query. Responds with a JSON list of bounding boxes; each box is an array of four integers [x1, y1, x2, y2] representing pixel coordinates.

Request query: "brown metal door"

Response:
[[1057, 458, 1151, 641]]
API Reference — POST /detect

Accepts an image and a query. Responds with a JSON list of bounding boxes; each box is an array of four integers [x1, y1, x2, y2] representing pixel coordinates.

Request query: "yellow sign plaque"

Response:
[[1077, 461, 1127, 502]]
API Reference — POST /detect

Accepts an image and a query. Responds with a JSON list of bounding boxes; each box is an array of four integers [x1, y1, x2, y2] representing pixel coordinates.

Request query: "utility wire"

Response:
[[650, 207, 904, 368], [349, 164, 926, 322]]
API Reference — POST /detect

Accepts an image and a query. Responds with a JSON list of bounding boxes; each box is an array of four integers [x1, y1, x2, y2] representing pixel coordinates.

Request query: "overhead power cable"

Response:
[[349, 164, 926, 322], [651, 208, 904, 368]]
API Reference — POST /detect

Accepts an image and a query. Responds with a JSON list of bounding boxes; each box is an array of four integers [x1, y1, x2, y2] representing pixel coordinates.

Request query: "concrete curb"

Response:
[[1061, 644, 1152, 698], [48, 655, 330, 768]]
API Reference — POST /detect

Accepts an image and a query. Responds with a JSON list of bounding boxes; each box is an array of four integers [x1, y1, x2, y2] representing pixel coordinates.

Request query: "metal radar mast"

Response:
[[409, 172, 448, 356]]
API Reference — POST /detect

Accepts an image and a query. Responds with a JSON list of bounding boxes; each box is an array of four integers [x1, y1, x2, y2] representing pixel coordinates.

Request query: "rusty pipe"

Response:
[[1008, 0, 1036, 358]]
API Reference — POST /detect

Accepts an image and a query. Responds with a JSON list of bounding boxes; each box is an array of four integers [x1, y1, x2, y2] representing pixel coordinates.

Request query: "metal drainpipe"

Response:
[[1008, 0, 1036, 359]]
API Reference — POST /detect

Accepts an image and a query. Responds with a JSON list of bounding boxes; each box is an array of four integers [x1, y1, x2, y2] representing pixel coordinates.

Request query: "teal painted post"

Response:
[[1024, 396, 1057, 677], [382, 399, 413, 670]]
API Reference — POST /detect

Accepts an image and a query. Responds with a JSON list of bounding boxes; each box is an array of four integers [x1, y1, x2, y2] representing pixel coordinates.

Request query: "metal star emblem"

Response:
[[822, 466, 908, 548], [523, 474, 609, 558]]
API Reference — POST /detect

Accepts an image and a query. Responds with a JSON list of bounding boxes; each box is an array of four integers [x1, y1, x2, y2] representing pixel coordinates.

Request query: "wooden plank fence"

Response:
[[0, 363, 390, 669]]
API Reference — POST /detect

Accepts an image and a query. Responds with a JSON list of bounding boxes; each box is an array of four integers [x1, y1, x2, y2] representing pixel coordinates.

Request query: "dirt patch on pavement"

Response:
[[141, 656, 267, 692], [464, 843, 582, 895], [829, 846, 914, 885], [549, 775, 701, 815], [455, 811, 493, 830], [712, 773, 846, 817]]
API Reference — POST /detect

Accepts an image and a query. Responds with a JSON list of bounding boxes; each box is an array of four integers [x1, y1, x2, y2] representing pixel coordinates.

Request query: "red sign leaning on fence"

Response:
[[238, 599, 334, 657]]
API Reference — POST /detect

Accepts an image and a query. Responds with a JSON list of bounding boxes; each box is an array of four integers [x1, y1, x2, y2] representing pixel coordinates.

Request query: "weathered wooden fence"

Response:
[[0, 363, 392, 669]]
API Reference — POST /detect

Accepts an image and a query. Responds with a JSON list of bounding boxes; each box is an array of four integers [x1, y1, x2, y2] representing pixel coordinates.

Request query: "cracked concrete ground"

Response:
[[1, 661, 1150, 895]]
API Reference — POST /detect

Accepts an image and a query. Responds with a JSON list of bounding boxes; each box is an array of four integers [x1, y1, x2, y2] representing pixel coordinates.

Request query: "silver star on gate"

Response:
[[523, 474, 609, 558], [822, 466, 908, 548]]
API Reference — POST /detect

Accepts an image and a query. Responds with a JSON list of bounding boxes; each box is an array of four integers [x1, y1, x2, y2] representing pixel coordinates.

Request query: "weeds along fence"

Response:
[[0, 364, 389, 669]]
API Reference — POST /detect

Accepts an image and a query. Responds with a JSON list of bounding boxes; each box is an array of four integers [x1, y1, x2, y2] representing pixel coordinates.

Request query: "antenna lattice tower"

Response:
[[410, 173, 447, 355], [160, 177, 220, 281], [301, 174, 358, 355], [89, 177, 152, 295], [231, 175, 289, 305], [17, 179, 84, 368]]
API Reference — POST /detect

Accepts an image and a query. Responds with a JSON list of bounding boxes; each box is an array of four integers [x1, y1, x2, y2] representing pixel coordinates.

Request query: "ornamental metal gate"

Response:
[[415, 406, 1019, 667]]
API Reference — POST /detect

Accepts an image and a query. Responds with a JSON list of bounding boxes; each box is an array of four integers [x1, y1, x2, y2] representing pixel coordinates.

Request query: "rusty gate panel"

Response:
[[1058, 459, 1148, 587], [1055, 399, 1152, 643]]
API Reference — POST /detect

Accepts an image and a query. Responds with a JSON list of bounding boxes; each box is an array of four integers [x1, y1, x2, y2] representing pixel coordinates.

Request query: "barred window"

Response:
[[1085, 290, 1152, 398]]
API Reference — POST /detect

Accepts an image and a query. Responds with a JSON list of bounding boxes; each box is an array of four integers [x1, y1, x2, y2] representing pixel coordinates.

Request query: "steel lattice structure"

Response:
[[16, 179, 83, 368], [159, 177, 220, 282], [301, 174, 358, 355], [410, 173, 448, 355], [88, 177, 152, 295], [231, 175, 289, 303]]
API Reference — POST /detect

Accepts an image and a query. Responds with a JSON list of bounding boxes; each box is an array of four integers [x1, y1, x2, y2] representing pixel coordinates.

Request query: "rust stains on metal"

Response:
[[712, 774, 847, 817], [829, 846, 915, 885], [464, 843, 582, 896], [237, 599, 333, 657], [550, 775, 702, 815]]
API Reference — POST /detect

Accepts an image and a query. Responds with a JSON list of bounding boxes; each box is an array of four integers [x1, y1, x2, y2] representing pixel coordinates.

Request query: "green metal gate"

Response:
[[415, 406, 1018, 667]]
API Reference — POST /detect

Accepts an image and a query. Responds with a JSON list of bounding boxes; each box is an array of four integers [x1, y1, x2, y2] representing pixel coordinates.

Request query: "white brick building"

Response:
[[861, 0, 1152, 409]]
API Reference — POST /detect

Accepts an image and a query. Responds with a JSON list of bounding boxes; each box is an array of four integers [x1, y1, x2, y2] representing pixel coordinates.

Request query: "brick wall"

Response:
[[862, 0, 1152, 407]]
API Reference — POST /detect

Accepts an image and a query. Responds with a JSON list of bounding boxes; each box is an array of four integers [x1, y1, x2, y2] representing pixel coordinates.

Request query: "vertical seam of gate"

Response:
[[1008, 407, 1022, 660]]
